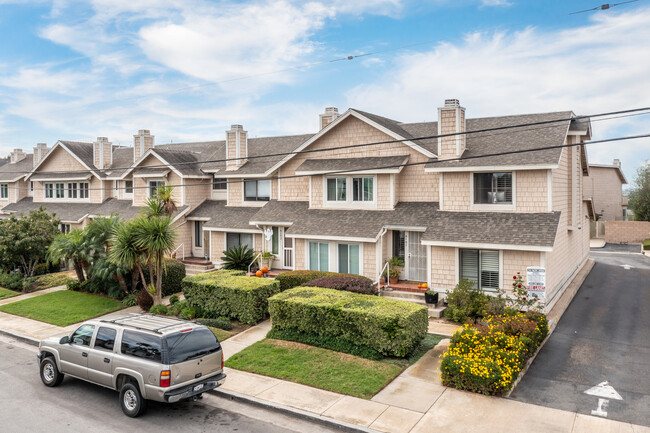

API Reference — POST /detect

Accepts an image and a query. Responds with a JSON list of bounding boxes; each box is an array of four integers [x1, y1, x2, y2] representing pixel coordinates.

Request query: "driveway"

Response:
[[591, 242, 642, 253], [510, 252, 650, 427]]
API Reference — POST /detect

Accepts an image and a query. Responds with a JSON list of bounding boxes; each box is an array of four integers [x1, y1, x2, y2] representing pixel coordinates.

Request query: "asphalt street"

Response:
[[510, 251, 650, 427], [0, 336, 336, 433]]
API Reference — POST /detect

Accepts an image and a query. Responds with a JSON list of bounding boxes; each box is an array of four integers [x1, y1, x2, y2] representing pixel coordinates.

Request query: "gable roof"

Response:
[[588, 163, 627, 183], [27, 141, 103, 180], [0, 155, 33, 182], [2, 197, 97, 223], [294, 155, 409, 175]]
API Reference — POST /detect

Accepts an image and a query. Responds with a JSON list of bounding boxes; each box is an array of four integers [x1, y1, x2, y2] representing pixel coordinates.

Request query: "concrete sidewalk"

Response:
[[2, 303, 648, 433]]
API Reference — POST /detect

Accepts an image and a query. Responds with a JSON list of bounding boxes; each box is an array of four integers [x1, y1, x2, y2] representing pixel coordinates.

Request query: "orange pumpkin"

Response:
[[417, 284, 422, 288], [255, 270, 263, 277], [261, 266, 269, 273], [421, 283, 428, 289]]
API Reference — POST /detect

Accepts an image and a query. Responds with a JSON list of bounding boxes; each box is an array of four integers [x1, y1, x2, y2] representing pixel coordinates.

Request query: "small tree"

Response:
[[47, 229, 93, 282], [628, 165, 650, 221], [133, 215, 176, 305], [0, 209, 60, 276]]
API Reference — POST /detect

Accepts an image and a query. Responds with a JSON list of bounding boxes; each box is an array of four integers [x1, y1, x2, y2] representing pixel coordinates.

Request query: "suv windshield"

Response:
[[165, 328, 220, 364]]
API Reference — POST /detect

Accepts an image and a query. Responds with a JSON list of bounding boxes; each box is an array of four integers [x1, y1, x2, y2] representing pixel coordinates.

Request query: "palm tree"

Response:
[[109, 220, 147, 294], [156, 186, 178, 216], [142, 197, 166, 219], [47, 229, 93, 282], [132, 216, 176, 305]]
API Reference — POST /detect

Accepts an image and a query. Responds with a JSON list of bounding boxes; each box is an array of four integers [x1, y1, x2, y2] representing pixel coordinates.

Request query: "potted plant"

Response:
[[389, 268, 400, 284], [424, 289, 438, 305], [260, 251, 276, 271]]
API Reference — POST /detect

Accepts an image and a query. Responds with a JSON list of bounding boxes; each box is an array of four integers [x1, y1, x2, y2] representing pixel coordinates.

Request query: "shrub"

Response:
[[136, 290, 154, 312], [180, 306, 200, 320], [644, 239, 650, 250], [22, 272, 74, 293], [221, 245, 255, 271], [122, 292, 138, 307], [143, 259, 186, 297], [303, 276, 377, 295], [267, 328, 383, 360], [183, 271, 280, 324], [150, 305, 170, 315], [169, 294, 180, 305], [444, 279, 490, 323], [275, 270, 372, 292], [195, 317, 233, 331], [440, 311, 548, 395], [268, 287, 428, 357], [0, 272, 24, 291]]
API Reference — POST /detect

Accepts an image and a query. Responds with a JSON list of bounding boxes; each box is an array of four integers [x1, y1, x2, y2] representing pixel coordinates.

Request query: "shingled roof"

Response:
[[0, 155, 33, 182], [2, 197, 97, 223], [188, 200, 264, 231], [294, 155, 409, 174]]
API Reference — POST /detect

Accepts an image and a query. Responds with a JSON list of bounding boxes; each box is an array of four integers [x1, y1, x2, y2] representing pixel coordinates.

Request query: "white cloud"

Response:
[[480, 0, 512, 6]]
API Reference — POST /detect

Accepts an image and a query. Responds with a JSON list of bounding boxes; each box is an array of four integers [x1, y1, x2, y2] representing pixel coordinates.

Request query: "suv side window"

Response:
[[120, 330, 162, 362], [94, 327, 117, 352], [71, 324, 95, 346]]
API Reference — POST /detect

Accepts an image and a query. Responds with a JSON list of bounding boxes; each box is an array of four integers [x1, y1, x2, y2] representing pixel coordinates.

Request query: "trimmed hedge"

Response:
[[275, 270, 372, 292], [268, 287, 428, 357], [144, 259, 187, 296], [183, 270, 280, 325], [303, 276, 377, 295]]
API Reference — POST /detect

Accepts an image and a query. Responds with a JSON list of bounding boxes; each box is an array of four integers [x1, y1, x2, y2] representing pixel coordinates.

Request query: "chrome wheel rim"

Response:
[[43, 363, 54, 382], [123, 390, 137, 411]]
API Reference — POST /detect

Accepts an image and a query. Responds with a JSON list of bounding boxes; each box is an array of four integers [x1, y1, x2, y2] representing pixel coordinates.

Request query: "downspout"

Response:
[[377, 227, 388, 288]]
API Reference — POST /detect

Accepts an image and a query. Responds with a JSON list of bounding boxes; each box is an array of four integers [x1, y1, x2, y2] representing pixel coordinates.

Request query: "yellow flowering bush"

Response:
[[441, 311, 548, 395]]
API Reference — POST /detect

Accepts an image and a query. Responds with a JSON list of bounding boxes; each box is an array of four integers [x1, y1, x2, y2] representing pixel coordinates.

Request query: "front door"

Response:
[[406, 231, 426, 282], [192, 221, 204, 258]]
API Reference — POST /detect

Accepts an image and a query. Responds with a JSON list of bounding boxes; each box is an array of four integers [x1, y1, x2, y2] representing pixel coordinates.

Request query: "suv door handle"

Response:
[[104, 358, 110, 363], [82, 352, 88, 357]]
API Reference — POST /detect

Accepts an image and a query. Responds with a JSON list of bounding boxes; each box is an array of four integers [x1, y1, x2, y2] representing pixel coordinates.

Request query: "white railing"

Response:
[[376, 261, 390, 287], [171, 243, 185, 260], [283, 247, 293, 269], [248, 252, 262, 275]]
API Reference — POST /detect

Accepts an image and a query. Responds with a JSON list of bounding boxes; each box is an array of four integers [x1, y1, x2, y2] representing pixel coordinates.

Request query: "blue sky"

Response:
[[0, 0, 649, 185]]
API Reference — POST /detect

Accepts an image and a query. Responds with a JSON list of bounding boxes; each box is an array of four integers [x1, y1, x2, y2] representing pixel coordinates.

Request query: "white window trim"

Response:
[[323, 174, 377, 209], [335, 242, 364, 276], [242, 179, 271, 206], [0, 183, 8, 200], [456, 248, 503, 292], [148, 179, 166, 198], [123, 180, 134, 197], [224, 232, 256, 251], [42, 182, 91, 202], [306, 240, 332, 272], [469, 171, 516, 212]]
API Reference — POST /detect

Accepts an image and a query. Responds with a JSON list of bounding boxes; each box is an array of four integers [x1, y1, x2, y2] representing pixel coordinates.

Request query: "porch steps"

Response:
[[181, 259, 216, 277], [381, 290, 447, 319]]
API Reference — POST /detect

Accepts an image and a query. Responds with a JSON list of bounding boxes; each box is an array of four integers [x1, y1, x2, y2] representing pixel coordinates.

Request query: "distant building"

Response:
[[583, 159, 628, 221]]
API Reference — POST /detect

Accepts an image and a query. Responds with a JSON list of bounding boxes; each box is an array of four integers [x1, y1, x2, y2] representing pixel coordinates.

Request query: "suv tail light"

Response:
[[221, 352, 224, 370], [160, 370, 171, 387]]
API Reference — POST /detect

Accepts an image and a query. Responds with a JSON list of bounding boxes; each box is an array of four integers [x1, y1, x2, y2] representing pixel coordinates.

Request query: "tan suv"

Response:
[[37, 314, 226, 417]]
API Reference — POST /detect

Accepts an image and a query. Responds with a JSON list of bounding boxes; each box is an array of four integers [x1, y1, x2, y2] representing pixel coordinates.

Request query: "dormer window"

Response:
[[326, 178, 346, 201], [149, 180, 165, 197], [244, 179, 270, 201], [473, 172, 512, 204], [212, 178, 227, 190], [44, 182, 88, 200], [325, 175, 375, 206]]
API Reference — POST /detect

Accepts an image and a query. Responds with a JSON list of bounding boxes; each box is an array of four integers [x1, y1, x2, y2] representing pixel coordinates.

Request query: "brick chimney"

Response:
[[133, 129, 154, 161], [613, 158, 621, 167], [93, 137, 113, 169], [32, 143, 48, 167], [10, 148, 26, 164], [437, 99, 466, 159], [225, 124, 248, 171], [319, 107, 339, 130]]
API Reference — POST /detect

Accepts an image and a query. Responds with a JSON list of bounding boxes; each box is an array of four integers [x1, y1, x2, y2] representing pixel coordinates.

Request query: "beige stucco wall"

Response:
[[584, 166, 625, 221]]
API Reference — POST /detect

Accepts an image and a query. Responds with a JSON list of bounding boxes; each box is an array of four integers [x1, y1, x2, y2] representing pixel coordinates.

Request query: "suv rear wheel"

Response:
[[40, 356, 64, 387], [119, 382, 147, 417]]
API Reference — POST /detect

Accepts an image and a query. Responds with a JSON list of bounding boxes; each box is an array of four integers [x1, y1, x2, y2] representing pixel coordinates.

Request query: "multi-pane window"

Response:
[[0, 184, 7, 199], [149, 180, 165, 197], [338, 243, 360, 275], [352, 177, 373, 202], [244, 179, 270, 201], [212, 178, 227, 190], [459, 249, 500, 290], [55, 183, 65, 198], [67, 183, 78, 199], [124, 180, 133, 194], [44, 182, 88, 199], [79, 183, 89, 199], [309, 241, 329, 271], [473, 172, 512, 204], [326, 178, 347, 201], [44, 183, 53, 198], [60, 224, 71, 234], [226, 233, 253, 251]]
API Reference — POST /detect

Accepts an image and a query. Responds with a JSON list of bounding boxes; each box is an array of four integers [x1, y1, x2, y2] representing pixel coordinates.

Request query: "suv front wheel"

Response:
[[40, 356, 64, 387], [119, 382, 147, 417]]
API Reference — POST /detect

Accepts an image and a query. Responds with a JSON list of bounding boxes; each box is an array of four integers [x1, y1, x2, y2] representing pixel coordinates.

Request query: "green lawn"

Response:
[[226, 338, 404, 399], [209, 326, 234, 341], [0, 287, 20, 301], [0, 290, 124, 326]]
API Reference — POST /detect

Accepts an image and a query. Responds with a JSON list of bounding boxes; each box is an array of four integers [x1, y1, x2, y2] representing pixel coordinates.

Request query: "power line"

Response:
[[568, 0, 640, 15], [3, 106, 649, 176], [22, 132, 650, 193]]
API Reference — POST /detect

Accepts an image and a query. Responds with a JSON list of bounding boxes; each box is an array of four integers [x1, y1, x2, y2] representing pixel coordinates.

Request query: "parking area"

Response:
[[591, 242, 643, 254], [510, 251, 650, 427]]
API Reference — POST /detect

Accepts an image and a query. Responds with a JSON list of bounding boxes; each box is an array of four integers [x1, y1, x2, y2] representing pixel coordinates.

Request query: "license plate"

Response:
[[193, 384, 204, 392]]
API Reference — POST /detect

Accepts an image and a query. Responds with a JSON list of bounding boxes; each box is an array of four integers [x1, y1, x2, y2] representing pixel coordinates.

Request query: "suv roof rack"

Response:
[[99, 314, 198, 335]]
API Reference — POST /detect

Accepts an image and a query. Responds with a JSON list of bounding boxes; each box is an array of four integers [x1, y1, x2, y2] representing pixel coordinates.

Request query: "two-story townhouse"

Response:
[[0, 148, 33, 212], [583, 159, 628, 221]]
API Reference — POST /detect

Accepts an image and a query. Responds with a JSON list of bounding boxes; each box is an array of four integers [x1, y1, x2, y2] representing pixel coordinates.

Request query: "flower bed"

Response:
[[440, 310, 548, 395]]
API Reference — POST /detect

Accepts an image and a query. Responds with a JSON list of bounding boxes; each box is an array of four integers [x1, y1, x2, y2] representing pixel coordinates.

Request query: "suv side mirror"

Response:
[[59, 336, 70, 344]]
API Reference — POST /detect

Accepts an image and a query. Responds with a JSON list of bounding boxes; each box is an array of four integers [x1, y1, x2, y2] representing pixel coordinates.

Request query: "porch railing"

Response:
[[376, 261, 390, 288], [171, 243, 185, 260], [283, 247, 293, 269], [248, 252, 262, 275]]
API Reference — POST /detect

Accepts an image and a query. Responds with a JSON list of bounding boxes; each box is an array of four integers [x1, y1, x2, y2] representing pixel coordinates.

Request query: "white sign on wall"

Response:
[[526, 266, 546, 299]]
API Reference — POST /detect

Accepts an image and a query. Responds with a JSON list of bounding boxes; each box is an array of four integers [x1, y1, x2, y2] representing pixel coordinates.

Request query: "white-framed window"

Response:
[[0, 183, 8, 199], [44, 183, 53, 198], [473, 172, 512, 204], [309, 241, 329, 271], [459, 249, 500, 291], [44, 182, 88, 200], [124, 180, 133, 195], [60, 223, 71, 234], [79, 183, 89, 199], [325, 175, 375, 205], [194, 221, 203, 248], [271, 227, 279, 255], [212, 178, 227, 190], [67, 183, 78, 199], [244, 179, 270, 201], [226, 233, 253, 251], [338, 243, 360, 275], [149, 180, 165, 197], [55, 183, 65, 198], [29, 181, 33, 192]]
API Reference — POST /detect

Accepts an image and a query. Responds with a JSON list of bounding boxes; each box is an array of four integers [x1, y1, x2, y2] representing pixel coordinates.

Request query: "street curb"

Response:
[[211, 388, 380, 433], [0, 329, 39, 347]]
